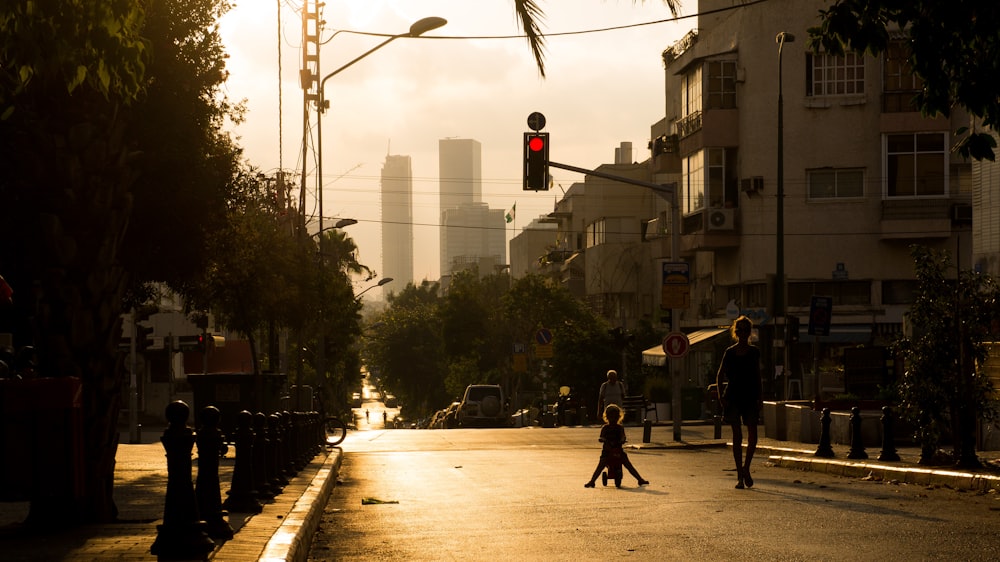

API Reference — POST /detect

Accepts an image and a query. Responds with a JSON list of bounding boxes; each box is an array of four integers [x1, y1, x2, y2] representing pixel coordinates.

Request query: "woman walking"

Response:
[[716, 315, 762, 489]]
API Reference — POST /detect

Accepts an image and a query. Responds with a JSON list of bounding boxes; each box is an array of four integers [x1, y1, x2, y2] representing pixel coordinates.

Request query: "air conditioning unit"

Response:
[[707, 208, 735, 231]]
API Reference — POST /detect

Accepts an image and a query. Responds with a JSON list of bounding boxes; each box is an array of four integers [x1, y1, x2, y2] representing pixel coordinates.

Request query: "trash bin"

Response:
[[187, 373, 288, 439]]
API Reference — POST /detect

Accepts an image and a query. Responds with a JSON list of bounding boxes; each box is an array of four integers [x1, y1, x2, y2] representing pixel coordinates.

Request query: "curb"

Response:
[[769, 454, 1000, 492], [259, 449, 343, 562]]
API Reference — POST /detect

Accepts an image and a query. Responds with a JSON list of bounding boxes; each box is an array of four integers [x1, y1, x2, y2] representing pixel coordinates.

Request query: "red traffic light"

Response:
[[523, 132, 549, 191]]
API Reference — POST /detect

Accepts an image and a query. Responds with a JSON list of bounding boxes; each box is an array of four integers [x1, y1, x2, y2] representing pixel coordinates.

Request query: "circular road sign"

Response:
[[527, 111, 546, 132], [662, 332, 690, 359]]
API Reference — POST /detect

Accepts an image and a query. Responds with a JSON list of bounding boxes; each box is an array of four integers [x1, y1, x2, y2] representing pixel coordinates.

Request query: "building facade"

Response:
[[514, 0, 974, 401], [438, 138, 507, 277], [380, 154, 414, 294]]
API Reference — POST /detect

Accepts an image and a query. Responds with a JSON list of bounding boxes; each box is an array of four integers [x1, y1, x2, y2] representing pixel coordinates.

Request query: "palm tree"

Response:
[[512, 0, 681, 77]]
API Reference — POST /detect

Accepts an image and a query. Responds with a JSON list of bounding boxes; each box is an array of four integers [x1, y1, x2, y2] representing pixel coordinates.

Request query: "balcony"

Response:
[[679, 208, 741, 253], [879, 196, 970, 240]]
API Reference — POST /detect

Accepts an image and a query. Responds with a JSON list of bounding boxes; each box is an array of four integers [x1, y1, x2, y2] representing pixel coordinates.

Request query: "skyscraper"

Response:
[[439, 138, 491, 276], [380, 154, 414, 294]]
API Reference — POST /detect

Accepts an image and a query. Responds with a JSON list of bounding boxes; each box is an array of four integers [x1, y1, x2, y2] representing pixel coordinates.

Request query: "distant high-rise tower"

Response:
[[381, 154, 414, 294], [439, 139, 483, 276]]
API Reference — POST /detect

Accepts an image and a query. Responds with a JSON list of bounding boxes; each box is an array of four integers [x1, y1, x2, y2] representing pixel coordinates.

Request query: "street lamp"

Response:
[[775, 31, 794, 399], [315, 16, 447, 245], [307, 16, 445, 405], [356, 277, 394, 302], [310, 218, 358, 240]]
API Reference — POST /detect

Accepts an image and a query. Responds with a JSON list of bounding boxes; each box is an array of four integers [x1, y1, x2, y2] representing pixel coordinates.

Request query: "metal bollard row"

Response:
[[153, 401, 328, 557]]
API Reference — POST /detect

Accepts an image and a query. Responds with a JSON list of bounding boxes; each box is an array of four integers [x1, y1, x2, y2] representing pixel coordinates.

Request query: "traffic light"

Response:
[[135, 324, 154, 353], [786, 315, 800, 343], [523, 132, 549, 191]]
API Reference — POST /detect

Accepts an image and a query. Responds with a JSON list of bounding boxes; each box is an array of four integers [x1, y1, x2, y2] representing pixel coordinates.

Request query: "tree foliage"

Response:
[[808, 1, 1000, 160], [0, 0, 250, 525], [895, 246, 999, 467], [363, 273, 630, 420], [512, 0, 680, 78]]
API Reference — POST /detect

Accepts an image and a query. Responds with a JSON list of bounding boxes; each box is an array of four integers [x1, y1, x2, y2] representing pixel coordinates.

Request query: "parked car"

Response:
[[458, 384, 508, 427]]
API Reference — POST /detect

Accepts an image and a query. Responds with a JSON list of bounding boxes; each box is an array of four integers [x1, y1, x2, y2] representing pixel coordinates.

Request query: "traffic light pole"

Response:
[[548, 161, 683, 440]]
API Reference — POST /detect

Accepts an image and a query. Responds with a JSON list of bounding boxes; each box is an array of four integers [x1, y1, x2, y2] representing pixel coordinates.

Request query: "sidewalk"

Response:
[[633, 421, 1000, 492], [0, 427, 342, 562]]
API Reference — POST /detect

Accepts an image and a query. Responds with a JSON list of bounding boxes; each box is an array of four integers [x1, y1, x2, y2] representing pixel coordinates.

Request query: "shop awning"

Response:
[[642, 327, 728, 367]]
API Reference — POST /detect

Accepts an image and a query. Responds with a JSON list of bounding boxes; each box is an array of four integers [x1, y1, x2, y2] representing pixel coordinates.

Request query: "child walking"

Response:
[[584, 404, 649, 488]]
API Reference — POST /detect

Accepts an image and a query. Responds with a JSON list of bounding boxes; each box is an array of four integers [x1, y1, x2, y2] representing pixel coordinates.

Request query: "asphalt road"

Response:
[[309, 427, 1000, 561]]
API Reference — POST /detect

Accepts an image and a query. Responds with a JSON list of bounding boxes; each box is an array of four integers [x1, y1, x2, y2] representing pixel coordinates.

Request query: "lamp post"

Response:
[[356, 277, 394, 302], [315, 16, 447, 244], [308, 16, 445, 405], [775, 31, 794, 399]]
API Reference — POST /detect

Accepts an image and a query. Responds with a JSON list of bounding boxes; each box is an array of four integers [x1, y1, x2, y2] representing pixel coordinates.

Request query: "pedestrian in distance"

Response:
[[597, 369, 626, 416], [584, 404, 649, 488], [716, 315, 763, 489]]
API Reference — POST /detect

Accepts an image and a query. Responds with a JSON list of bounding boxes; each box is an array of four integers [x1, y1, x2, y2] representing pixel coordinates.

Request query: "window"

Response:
[[706, 60, 737, 109], [807, 52, 864, 96], [882, 280, 918, 305], [682, 151, 704, 214], [682, 65, 702, 117], [883, 39, 922, 112], [807, 169, 864, 199], [586, 219, 605, 248], [885, 133, 946, 197]]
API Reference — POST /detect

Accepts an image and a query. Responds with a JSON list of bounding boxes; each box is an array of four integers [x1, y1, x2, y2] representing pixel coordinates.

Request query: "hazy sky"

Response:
[[219, 0, 692, 292]]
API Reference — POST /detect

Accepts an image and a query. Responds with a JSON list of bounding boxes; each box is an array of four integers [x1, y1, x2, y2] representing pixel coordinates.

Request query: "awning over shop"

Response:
[[642, 327, 728, 367]]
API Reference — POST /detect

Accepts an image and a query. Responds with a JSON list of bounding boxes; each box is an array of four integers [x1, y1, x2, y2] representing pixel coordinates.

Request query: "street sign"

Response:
[[661, 261, 691, 309], [534, 328, 554, 358], [527, 111, 546, 132], [662, 332, 690, 359]]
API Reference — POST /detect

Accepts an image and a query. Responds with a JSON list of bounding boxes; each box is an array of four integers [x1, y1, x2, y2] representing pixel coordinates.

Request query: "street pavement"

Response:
[[0, 420, 998, 561]]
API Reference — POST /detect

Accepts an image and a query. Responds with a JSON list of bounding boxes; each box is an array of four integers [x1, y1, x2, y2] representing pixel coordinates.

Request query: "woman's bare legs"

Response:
[[743, 423, 758, 487], [731, 423, 745, 489]]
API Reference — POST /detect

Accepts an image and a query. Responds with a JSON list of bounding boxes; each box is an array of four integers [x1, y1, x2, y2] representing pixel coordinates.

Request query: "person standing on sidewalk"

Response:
[[597, 369, 626, 415], [716, 315, 762, 489]]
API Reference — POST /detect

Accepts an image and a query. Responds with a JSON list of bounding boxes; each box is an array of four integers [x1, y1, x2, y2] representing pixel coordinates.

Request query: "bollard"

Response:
[[847, 406, 869, 459], [267, 413, 288, 489], [814, 407, 835, 458], [223, 410, 262, 514], [642, 418, 652, 443], [196, 406, 234, 540], [878, 406, 901, 462], [252, 412, 276, 501], [150, 401, 215, 559], [279, 412, 297, 478], [713, 415, 723, 440]]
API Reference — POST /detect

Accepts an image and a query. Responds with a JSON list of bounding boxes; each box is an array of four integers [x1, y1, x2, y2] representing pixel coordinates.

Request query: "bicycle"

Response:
[[325, 415, 347, 446]]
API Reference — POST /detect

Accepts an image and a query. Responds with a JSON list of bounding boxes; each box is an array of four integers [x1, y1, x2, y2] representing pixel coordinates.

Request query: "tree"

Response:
[[503, 274, 616, 406], [0, 1, 150, 526], [363, 282, 448, 417], [512, 0, 680, 78], [0, 0, 243, 524], [895, 246, 999, 467], [808, 1, 1000, 160], [439, 269, 512, 397]]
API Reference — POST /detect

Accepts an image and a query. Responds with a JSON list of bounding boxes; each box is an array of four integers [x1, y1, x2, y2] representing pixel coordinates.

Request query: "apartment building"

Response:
[[518, 0, 973, 399]]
